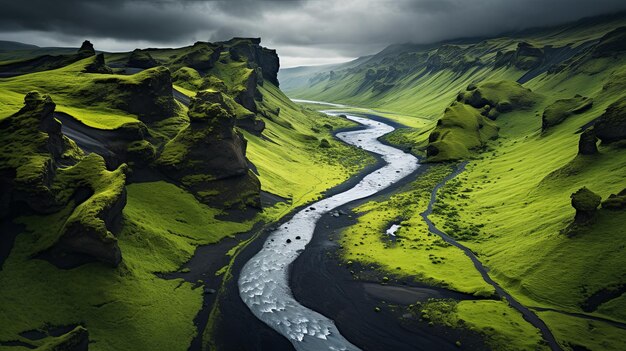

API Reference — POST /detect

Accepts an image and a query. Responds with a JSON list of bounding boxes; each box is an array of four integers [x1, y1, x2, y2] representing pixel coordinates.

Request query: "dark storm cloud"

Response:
[[1, 0, 625, 66]]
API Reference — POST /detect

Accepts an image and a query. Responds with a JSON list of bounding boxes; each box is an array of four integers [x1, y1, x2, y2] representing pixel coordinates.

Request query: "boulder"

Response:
[[570, 187, 602, 225], [594, 98, 626, 143], [127, 49, 158, 69], [578, 128, 598, 155], [513, 42, 544, 70]]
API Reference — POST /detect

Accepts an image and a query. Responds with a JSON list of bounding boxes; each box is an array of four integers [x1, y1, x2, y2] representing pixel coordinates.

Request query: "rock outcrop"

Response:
[[225, 38, 280, 86], [542, 95, 593, 131], [495, 42, 544, 70], [592, 26, 626, 58], [1, 93, 127, 267], [35, 326, 89, 351], [593, 97, 626, 143], [127, 49, 159, 69], [0, 92, 78, 217], [602, 188, 626, 210], [571, 187, 602, 225], [89, 67, 175, 122], [170, 42, 222, 72], [426, 81, 536, 161], [157, 90, 261, 208], [77, 40, 96, 58], [83, 53, 113, 74], [578, 128, 599, 155]]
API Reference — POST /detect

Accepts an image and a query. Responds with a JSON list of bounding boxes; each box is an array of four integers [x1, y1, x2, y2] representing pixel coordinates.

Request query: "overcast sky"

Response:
[[1, 0, 625, 67]]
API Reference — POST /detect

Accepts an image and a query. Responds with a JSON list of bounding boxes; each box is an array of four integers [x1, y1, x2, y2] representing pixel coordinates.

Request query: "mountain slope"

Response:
[[285, 12, 626, 351]]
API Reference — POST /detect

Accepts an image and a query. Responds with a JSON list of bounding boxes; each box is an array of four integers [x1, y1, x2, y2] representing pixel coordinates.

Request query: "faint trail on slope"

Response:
[[420, 162, 563, 351]]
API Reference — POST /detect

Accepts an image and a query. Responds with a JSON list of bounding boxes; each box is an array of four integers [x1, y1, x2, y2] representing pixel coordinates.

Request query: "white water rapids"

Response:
[[238, 112, 419, 351]]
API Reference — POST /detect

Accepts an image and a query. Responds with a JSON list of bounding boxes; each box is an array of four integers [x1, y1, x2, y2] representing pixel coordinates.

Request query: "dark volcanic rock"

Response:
[[235, 68, 262, 113], [578, 128, 598, 155], [594, 97, 626, 143], [77, 40, 96, 58], [571, 187, 602, 225], [127, 49, 159, 69]]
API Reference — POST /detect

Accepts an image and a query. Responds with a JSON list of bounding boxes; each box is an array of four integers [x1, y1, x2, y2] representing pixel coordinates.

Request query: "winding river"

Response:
[[238, 112, 419, 350]]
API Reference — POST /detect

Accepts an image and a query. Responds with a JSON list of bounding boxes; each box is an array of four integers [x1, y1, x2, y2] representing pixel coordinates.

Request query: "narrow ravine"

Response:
[[238, 113, 419, 351], [420, 162, 563, 351]]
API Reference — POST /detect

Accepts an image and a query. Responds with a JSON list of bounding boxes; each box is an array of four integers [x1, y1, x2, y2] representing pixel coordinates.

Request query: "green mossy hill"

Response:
[[0, 92, 81, 217], [542, 95, 593, 131], [157, 91, 261, 208], [426, 81, 536, 162], [34, 326, 89, 351], [602, 188, 626, 210], [127, 49, 158, 69], [594, 97, 626, 143], [86, 66, 175, 122], [0, 40, 96, 76], [495, 42, 544, 70]]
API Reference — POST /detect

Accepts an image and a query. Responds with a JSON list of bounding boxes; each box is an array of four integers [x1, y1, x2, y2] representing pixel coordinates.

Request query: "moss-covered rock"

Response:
[[601, 188, 626, 210], [578, 128, 598, 155], [571, 187, 602, 225], [83, 53, 112, 74], [48, 154, 127, 267], [0, 92, 81, 217], [542, 95, 593, 131], [494, 42, 544, 70], [169, 41, 222, 72], [34, 326, 89, 351], [157, 90, 260, 208], [225, 37, 280, 86], [127, 49, 158, 69], [594, 97, 626, 143], [426, 80, 537, 162], [88, 66, 175, 122]]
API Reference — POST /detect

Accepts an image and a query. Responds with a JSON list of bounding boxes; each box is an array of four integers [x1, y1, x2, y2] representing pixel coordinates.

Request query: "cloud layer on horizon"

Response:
[[1, 0, 625, 67]]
